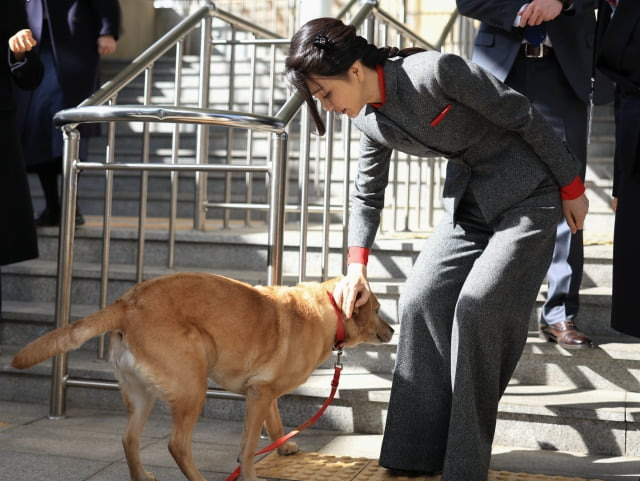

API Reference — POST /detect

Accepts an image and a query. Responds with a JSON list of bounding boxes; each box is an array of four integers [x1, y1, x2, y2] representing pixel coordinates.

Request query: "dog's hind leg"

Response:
[[111, 332, 159, 481], [166, 377, 208, 481], [264, 398, 299, 456], [120, 381, 158, 481]]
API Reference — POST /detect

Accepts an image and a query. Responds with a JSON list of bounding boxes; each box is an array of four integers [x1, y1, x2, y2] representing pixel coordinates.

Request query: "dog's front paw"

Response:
[[277, 440, 299, 456], [132, 470, 156, 481]]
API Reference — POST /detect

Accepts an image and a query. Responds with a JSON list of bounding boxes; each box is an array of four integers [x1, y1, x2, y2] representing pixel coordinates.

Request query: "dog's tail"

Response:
[[10, 300, 126, 370]]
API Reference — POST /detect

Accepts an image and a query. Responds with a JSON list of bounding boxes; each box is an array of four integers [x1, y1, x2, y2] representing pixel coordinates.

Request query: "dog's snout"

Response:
[[377, 323, 394, 343]]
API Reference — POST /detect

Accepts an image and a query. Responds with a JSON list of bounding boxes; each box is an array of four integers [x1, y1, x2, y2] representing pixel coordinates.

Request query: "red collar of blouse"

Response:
[[368, 64, 386, 109]]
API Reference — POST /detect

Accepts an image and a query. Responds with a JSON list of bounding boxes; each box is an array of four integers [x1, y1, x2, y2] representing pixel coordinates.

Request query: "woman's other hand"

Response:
[[562, 193, 589, 234]]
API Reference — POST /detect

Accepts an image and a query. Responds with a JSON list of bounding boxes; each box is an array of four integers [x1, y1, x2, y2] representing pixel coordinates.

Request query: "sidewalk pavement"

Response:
[[0, 400, 639, 481]]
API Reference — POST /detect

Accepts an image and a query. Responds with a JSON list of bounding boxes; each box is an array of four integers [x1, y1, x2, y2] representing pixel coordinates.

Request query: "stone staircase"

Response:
[[2, 49, 639, 462]]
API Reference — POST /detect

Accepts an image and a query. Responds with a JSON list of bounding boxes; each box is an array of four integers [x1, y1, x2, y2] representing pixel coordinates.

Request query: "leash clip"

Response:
[[334, 349, 343, 369]]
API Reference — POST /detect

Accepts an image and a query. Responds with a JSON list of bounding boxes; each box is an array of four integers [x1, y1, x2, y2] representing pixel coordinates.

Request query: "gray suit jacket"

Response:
[[349, 51, 579, 248], [456, 0, 612, 105]]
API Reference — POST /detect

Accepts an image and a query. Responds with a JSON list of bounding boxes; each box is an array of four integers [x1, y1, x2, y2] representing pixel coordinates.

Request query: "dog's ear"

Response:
[[348, 288, 374, 320]]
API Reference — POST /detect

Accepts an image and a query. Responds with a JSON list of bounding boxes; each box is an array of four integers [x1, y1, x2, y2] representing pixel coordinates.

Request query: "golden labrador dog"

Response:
[[11, 272, 394, 481]]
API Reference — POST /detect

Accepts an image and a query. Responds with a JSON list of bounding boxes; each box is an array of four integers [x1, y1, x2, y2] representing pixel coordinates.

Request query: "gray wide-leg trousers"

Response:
[[379, 189, 561, 481]]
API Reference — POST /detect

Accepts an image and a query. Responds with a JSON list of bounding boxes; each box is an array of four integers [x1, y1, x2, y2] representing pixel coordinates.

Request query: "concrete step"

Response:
[[15, 218, 617, 287], [99, 54, 289, 112], [29, 173, 276, 219], [3, 294, 636, 390], [514, 333, 640, 392], [588, 136, 616, 158], [495, 382, 640, 458], [1, 259, 275, 306], [1, 216, 617, 333], [1, 246, 614, 324]]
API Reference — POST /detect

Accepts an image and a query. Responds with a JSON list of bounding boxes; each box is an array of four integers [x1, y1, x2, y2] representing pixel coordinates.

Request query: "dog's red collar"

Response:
[[327, 291, 345, 351]]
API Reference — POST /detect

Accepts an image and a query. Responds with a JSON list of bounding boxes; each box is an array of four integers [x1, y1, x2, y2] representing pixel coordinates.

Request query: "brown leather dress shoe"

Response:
[[539, 320, 593, 349]]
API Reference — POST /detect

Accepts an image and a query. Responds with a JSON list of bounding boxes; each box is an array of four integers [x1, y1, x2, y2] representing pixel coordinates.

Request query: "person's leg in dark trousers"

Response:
[[33, 158, 62, 226], [611, 93, 640, 337], [24, 28, 85, 228], [505, 50, 593, 349], [380, 190, 560, 481], [32, 154, 86, 227]]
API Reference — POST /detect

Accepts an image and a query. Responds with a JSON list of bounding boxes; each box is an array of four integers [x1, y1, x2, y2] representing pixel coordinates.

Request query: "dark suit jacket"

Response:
[[0, 0, 43, 265], [596, 0, 640, 95], [456, 0, 613, 105], [349, 52, 578, 248]]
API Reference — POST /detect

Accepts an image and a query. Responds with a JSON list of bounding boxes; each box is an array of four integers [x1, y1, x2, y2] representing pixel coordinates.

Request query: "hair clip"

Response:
[[313, 35, 334, 50]]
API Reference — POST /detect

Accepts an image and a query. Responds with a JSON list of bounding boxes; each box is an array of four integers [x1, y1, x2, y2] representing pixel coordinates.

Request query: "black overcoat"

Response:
[[0, 0, 43, 265], [596, 0, 640, 337]]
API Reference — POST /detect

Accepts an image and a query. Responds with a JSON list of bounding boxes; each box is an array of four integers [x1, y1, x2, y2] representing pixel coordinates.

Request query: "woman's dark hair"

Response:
[[284, 17, 424, 135]]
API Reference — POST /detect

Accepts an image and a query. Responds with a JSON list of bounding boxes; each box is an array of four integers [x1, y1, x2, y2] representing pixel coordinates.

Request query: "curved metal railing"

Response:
[[55, 105, 286, 131]]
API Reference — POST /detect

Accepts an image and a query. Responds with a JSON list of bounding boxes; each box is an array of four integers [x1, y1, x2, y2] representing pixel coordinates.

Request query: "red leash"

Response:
[[225, 354, 343, 481], [224, 291, 346, 481]]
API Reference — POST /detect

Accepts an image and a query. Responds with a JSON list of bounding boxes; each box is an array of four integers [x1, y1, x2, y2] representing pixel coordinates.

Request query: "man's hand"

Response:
[[97, 35, 117, 56], [8, 29, 38, 61], [332, 263, 371, 319], [519, 0, 563, 26], [562, 193, 589, 234]]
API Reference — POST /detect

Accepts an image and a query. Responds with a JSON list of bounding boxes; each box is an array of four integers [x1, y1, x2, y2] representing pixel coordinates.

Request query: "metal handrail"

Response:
[[436, 9, 460, 50], [78, 2, 281, 113], [209, 3, 280, 39], [50, 122, 288, 418], [54, 105, 285, 132], [371, 6, 437, 50], [50, 0, 290, 415], [80, 3, 215, 108]]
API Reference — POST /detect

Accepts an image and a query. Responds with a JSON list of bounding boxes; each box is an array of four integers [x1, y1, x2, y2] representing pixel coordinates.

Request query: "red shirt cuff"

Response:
[[560, 176, 585, 200], [347, 246, 370, 265]]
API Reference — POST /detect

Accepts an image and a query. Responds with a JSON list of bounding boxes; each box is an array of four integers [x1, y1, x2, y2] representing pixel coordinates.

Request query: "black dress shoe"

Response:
[[35, 207, 85, 227], [75, 209, 85, 226], [539, 320, 593, 349], [34, 207, 60, 227], [384, 467, 442, 478]]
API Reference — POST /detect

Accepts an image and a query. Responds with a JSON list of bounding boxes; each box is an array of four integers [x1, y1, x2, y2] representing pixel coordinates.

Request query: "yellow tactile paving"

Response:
[[353, 459, 439, 481], [255, 452, 604, 481], [257, 452, 370, 480], [486, 473, 603, 481]]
